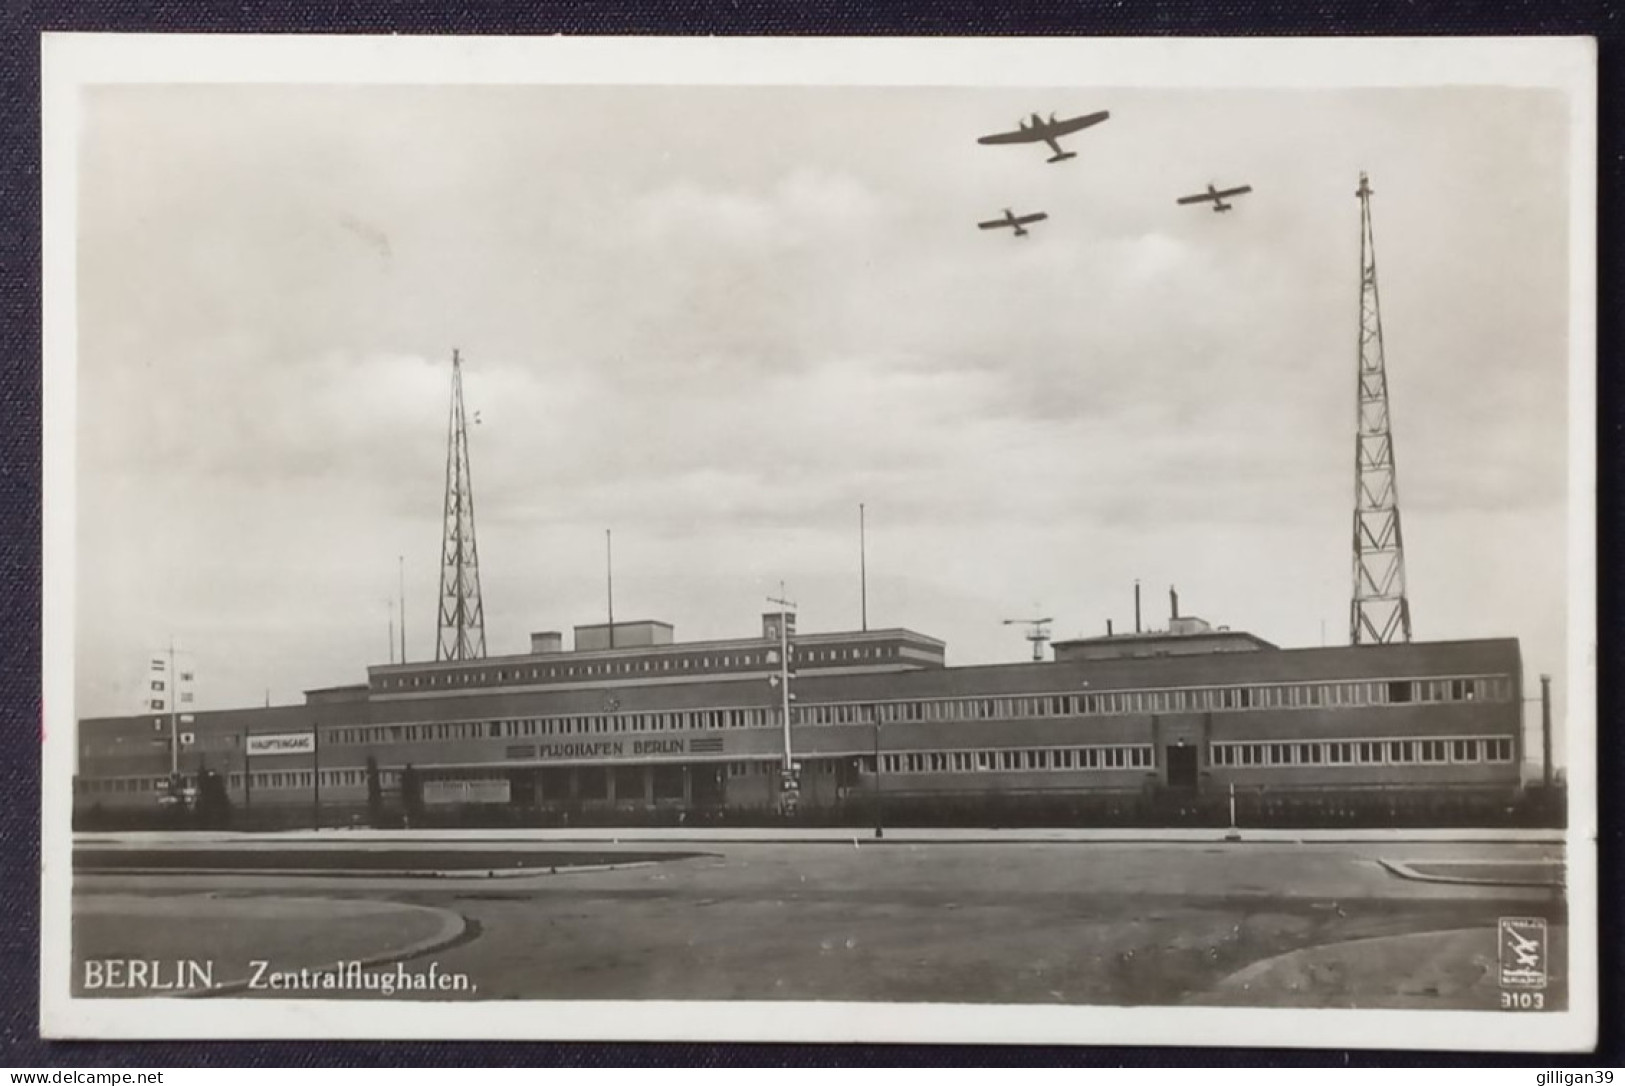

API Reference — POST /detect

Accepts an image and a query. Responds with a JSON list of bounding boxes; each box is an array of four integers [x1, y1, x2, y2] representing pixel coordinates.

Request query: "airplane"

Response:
[[1176, 182, 1254, 213], [978, 208, 1049, 238], [976, 110, 1110, 164]]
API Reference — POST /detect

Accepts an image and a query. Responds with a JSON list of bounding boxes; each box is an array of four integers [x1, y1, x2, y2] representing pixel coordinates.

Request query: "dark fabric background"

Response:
[[1, 0, 1619, 1068]]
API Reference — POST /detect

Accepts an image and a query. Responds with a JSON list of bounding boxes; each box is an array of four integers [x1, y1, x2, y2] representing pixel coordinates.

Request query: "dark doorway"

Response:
[[614, 766, 646, 805], [508, 768, 537, 807], [652, 764, 686, 802], [577, 767, 608, 801], [690, 765, 725, 807], [1166, 745, 1199, 790], [539, 767, 571, 802]]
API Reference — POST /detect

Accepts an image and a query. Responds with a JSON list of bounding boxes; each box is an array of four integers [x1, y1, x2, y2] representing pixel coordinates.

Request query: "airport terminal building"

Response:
[[74, 604, 1530, 828]]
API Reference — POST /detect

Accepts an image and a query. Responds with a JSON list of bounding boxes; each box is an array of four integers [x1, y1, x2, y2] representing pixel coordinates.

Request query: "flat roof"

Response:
[[1052, 629, 1278, 650], [368, 626, 948, 675]]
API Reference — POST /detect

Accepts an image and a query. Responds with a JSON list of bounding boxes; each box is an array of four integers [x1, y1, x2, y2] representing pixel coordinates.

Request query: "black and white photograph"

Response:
[[40, 34, 1597, 1048]]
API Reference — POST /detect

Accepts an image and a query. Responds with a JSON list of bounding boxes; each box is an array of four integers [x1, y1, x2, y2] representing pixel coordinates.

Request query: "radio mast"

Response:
[[1349, 173, 1413, 645], [435, 349, 488, 661]]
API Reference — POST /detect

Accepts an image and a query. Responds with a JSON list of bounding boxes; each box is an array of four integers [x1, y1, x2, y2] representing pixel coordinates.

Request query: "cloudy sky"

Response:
[[73, 81, 1575, 758]]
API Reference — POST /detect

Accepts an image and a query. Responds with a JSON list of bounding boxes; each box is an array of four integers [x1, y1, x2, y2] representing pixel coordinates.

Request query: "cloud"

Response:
[[71, 82, 1577, 735]]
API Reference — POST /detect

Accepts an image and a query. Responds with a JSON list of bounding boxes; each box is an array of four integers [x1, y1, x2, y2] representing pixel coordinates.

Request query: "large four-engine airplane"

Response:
[[978, 208, 1049, 238], [1176, 182, 1254, 213], [977, 110, 1110, 164]]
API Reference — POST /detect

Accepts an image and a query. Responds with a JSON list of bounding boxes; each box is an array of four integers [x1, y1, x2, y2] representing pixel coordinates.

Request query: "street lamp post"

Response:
[[766, 590, 798, 815], [1225, 780, 1241, 841], [871, 706, 883, 840]]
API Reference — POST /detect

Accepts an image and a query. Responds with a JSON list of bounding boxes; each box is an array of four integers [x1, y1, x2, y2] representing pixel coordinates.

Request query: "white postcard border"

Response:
[[39, 32, 1599, 1050]]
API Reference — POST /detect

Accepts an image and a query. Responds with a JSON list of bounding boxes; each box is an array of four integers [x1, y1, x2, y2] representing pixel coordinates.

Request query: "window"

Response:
[[1388, 680, 1413, 703]]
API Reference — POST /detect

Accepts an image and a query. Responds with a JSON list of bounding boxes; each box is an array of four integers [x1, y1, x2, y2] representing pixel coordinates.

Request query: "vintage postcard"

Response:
[[40, 34, 1597, 1048]]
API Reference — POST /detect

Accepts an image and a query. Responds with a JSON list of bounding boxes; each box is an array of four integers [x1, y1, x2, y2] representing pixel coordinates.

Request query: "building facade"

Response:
[[74, 611, 1527, 827]]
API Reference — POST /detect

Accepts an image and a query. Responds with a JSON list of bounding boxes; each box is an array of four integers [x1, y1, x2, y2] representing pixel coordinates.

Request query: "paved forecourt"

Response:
[[71, 835, 1567, 1009]]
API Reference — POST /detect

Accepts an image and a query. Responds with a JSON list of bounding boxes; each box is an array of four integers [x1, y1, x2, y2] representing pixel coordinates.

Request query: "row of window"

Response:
[[373, 643, 904, 691], [725, 761, 838, 777], [1211, 736, 1516, 767], [76, 767, 406, 795], [880, 745, 1157, 774], [865, 675, 1510, 724], [322, 673, 1512, 749], [81, 729, 239, 758], [327, 707, 780, 747]]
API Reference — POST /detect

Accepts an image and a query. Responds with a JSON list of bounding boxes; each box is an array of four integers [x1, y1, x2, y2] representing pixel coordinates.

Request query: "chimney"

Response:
[[1107, 618, 1114, 636], [1170, 585, 1180, 621], [1134, 581, 1142, 634]]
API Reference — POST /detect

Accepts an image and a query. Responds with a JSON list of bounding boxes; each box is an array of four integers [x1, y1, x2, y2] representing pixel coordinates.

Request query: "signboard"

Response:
[[246, 731, 317, 757], [515, 738, 694, 762], [424, 778, 511, 806]]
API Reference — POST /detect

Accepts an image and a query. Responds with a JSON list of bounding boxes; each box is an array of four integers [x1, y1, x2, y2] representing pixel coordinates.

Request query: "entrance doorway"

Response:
[[1166, 744, 1199, 790], [690, 764, 725, 807]]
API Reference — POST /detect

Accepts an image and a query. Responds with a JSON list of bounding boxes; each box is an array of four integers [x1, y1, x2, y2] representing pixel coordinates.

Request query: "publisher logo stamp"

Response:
[[1498, 916, 1547, 990]]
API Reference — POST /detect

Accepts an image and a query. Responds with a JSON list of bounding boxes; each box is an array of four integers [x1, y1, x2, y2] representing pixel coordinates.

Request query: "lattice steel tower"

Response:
[[436, 349, 487, 661], [1349, 173, 1413, 646]]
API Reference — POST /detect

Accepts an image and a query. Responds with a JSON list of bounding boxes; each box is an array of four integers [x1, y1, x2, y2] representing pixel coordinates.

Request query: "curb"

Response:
[[78, 859, 665, 881], [182, 902, 472, 998], [1377, 858, 1565, 888]]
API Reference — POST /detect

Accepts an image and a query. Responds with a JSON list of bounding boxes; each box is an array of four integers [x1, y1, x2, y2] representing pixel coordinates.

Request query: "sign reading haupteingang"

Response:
[[246, 731, 317, 757]]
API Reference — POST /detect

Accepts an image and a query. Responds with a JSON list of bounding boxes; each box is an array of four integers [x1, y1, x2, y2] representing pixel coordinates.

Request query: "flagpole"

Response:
[[859, 503, 868, 632], [168, 639, 179, 778]]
